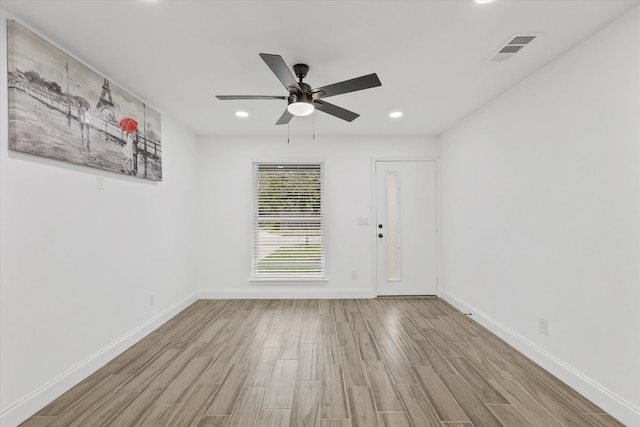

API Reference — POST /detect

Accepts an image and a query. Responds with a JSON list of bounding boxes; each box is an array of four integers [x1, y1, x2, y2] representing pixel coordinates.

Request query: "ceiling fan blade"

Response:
[[216, 95, 286, 100], [275, 108, 294, 125], [314, 100, 360, 122], [313, 73, 381, 99], [259, 53, 302, 93]]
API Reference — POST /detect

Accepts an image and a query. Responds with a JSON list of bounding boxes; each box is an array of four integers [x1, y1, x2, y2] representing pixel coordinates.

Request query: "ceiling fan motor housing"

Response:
[[293, 63, 309, 81], [289, 82, 313, 105]]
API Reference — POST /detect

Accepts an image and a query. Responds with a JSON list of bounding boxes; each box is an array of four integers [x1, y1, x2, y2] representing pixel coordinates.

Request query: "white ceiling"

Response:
[[3, 0, 639, 137]]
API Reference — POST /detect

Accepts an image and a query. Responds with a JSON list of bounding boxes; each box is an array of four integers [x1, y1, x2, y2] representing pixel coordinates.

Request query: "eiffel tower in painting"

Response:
[[95, 78, 116, 121]]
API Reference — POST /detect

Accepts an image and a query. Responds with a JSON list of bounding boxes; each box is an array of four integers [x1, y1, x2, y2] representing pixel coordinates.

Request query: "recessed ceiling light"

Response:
[[235, 111, 249, 118], [475, 0, 495, 4], [389, 111, 403, 118]]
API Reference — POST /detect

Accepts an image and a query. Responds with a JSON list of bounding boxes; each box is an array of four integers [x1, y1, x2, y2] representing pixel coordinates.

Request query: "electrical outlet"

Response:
[[150, 294, 155, 306], [538, 317, 548, 335], [357, 218, 369, 226], [351, 270, 358, 280]]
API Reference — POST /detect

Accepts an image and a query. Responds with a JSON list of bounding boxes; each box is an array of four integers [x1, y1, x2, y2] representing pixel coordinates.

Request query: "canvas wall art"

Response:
[[7, 20, 162, 181]]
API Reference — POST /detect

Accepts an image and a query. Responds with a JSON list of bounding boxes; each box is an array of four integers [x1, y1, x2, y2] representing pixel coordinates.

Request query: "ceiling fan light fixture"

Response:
[[287, 101, 315, 117]]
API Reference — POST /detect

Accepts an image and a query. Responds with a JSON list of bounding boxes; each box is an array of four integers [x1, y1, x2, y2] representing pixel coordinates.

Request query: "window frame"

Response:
[[251, 161, 327, 282]]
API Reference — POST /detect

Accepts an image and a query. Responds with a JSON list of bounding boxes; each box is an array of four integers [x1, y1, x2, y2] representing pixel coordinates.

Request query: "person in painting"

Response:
[[122, 132, 135, 174], [132, 131, 139, 175]]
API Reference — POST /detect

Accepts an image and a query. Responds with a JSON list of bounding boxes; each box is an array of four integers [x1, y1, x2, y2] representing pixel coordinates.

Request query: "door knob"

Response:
[[378, 233, 384, 238]]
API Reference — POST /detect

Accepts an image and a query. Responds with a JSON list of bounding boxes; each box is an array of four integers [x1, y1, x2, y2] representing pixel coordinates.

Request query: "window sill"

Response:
[[250, 277, 328, 286]]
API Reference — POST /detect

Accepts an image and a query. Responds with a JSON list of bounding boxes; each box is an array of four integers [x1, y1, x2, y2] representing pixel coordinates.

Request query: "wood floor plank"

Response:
[[290, 380, 320, 427], [347, 386, 378, 427], [413, 338, 456, 373], [365, 319, 396, 347], [377, 411, 412, 427], [440, 313, 479, 338], [35, 366, 118, 416], [48, 374, 132, 427], [402, 308, 434, 330], [581, 412, 626, 427], [489, 379, 564, 427], [336, 322, 357, 346], [155, 346, 201, 380], [412, 366, 469, 422], [362, 360, 404, 412], [376, 344, 417, 384], [155, 356, 211, 404], [508, 371, 599, 427], [465, 336, 525, 372], [133, 404, 179, 427], [516, 363, 604, 414], [446, 356, 508, 404], [430, 318, 466, 342], [488, 404, 535, 427], [339, 346, 368, 386], [389, 333, 430, 366], [259, 409, 292, 427], [321, 313, 338, 334], [333, 306, 350, 323], [121, 348, 181, 392], [227, 386, 266, 427], [419, 327, 461, 357], [297, 343, 319, 380], [320, 364, 349, 419], [245, 347, 279, 386], [197, 415, 230, 427], [264, 359, 298, 409], [68, 390, 137, 426], [166, 383, 218, 426], [450, 341, 503, 380], [278, 330, 302, 360], [349, 312, 369, 332], [301, 316, 320, 344], [396, 384, 442, 427], [107, 378, 172, 426], [438, 374, 503, 427], [356, 331, 381, 361], [206, 363, 251, 415], [320, 420, 351, 427], [398, 315, 424, 337], [319, 333, 341, 365], [199, 345, 239, 385], [17, 417, 57, 427]]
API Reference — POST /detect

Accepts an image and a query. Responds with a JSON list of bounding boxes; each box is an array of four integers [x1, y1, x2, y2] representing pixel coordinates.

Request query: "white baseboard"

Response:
[[198, 288, 376, 299], [0, 292, 198, 427], [441, 290, 640, 427]]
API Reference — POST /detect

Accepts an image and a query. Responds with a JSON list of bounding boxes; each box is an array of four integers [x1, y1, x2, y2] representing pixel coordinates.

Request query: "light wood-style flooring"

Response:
[[21, 298, 623, 426]]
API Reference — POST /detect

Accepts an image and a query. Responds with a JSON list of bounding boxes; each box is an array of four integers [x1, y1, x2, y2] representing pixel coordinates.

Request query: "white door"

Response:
[[376, 161, 437, 296]]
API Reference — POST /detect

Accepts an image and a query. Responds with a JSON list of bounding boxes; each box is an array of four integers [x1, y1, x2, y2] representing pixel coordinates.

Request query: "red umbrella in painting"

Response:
[[119, 117, 138, 133]]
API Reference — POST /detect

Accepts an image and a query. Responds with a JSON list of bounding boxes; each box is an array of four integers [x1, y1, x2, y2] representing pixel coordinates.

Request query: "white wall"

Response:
[[439, 6, 640, 426], [0, 12, 200, 426], [196, 134, 438, 298]]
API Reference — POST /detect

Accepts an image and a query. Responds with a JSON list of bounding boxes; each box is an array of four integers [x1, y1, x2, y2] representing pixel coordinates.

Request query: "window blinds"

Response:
[[253, 163, 325, 278]]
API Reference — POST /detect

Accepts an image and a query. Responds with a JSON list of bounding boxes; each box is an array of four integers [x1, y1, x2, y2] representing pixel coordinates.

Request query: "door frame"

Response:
[[371, 158, 440, 297]]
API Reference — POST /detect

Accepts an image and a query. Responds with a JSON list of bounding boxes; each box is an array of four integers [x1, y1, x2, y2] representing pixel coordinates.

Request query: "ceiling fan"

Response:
[[216, 53, 382, 125]]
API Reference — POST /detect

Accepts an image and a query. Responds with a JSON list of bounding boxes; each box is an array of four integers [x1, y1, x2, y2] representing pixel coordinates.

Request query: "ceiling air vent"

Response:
[[487, 33, 540, 63]]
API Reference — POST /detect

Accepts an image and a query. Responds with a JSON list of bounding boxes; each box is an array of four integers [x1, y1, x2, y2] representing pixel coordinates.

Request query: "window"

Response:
[[253, 163, 325, 279]]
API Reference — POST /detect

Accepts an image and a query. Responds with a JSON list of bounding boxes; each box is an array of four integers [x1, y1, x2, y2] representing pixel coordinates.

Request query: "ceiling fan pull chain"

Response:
[[287, 123, 290, 144], [313, 114, 316, 141]]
